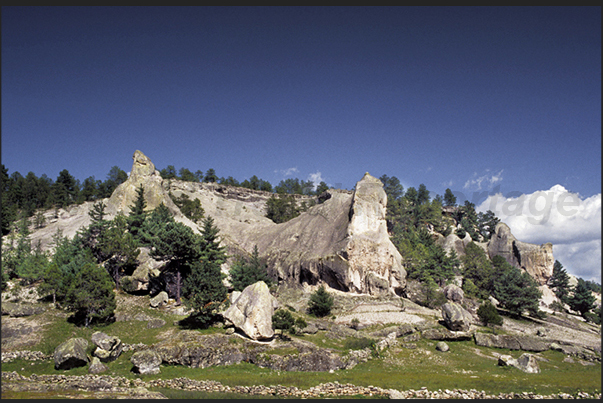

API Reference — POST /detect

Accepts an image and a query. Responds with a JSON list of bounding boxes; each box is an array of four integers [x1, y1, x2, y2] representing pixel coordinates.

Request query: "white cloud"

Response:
[[553, 241, 601, 283], [463, 169, 504, 191], [274, 167, 298, 177], [476, 185, 601, 283], [308, 171, 324, 190]]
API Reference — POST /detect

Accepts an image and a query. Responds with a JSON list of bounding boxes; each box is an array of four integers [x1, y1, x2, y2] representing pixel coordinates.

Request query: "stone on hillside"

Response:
[[150, 291, 168, 308], [498, 354, 518, 367], [1, 302, 45, 317], [54, 338, 89, 370], [121, 248, 164, 293], [421, 327, 473, 341], [223, 281, 277, 340], [91, 331, 123, 362], [131, 349, 162, 375], [441, 302, 473, 332], [88, 356, 108, 374], [436, 232, 471, 258], [516, 353, 540, 373], [474, 333, 550, 352], [436, 341, 449, 352], [442, 284, 464, 303], [487, 222, 554, 285]]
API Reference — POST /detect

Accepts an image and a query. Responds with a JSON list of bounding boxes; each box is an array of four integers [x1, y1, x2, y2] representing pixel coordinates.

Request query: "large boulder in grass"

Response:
[[54, 338, 89, 370], [223, 281, 278, 340], [441, 302, 473, 332], [131, 349, 162, 375], [91, 331, 123, 363]]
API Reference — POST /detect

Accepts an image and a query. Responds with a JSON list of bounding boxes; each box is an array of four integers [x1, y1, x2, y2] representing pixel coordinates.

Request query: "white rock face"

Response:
[[223, 281, 277, 340]]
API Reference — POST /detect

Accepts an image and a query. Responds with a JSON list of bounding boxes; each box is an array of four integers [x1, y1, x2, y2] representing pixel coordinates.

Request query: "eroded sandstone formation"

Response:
[[487, 222, 554, 285]]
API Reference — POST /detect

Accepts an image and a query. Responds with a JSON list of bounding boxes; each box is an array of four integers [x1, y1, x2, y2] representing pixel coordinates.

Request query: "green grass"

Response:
[[3, 295, 600, 399]]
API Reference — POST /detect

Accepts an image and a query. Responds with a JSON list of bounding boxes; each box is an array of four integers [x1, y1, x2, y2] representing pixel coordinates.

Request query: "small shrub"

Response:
[[343, 337, 376, 351], [477, 300, 503, 330], [307, 285, 334, 317]]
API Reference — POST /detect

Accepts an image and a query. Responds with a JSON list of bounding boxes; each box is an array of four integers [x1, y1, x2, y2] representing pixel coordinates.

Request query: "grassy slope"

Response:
[[1, 290, 601, 398]]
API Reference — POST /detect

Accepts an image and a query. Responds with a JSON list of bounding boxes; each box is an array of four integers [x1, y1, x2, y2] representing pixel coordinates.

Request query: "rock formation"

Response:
[[105, 150, 198, 231], [246, 173, 406, 295], [487, 222, 554, 285], [223, 281, 278, 340], [131, 349, 162, 375], [441, 302, 473, 332], [91, 331, 123, 363], [54, 338, 89, 370]]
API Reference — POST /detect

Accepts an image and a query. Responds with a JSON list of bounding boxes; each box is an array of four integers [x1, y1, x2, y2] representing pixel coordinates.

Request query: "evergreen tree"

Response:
[[493, 262, 543, 318], [169, 192, 204, 223], [272, 309, 295, 337], [182, 216, 228, 324], [128, 184, 147, 239], [461, 242, 494, 299], [549, 260, 571, 304], [379, 174, 404, 201], [203, 168, 218, 183], [148, 219, 203, 304], [569, 278, 596, 317], [444, 188, 457, 207], [65, 259, 116, 327], [16, 241, 50, 285], [477, 300, 503, 330], [229, 245, 272, 291], [266, 194, 300, 223], [307, 285, 334, 317], [99, 213, 140, 290]]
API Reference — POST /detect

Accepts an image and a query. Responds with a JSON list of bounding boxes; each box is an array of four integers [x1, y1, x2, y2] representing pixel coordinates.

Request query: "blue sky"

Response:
[[2, 6, 601, 282]]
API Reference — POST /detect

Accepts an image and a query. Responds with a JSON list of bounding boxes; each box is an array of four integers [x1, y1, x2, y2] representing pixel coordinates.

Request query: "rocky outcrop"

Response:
[[498, 353, 540, 373], [1, 302, 45, 317], [120, 248, 164, 293], [473, 333, 550, 352], [223, 281, 278, 340], [91, 331, 123, 363], [441, 302, 473, 332], [487, 223, 554, 285], [150, 291, 169, 308], [442, 284, 464, 303], [250, 173, 406, 296], [131, 349, 162, 375], [54, 338, 89, 370], [88, 357, 108, 374], [105, 150, 198, 231]]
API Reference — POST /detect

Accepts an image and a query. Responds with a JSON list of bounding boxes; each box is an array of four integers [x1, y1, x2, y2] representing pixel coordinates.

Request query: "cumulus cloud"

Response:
[[464, 169, 504, 191], [308, 171, 324, 190], [476, 185, 601, 283]]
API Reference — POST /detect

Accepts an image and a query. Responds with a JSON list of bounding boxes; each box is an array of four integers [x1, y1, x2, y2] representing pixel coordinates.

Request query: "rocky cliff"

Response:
[[487, 222, 554, 285], [20, 150, 556, 295]]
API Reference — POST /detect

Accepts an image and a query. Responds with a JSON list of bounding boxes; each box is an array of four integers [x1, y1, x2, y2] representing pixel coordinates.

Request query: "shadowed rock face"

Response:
[[487, 222, 554, 285]]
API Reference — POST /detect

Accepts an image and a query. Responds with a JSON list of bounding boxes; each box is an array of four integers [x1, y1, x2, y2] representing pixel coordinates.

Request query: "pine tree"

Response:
[[307, 285, 334, 317], [272, 309, 295, 337], [128, 184, 147, 239], [549, 260, 571, 304], [149, 220, 203, 305], [569, 278, 596, 317], [477, 300, 503, 331], [493, 262, 543, 318], [229, 245, 271, 291], [182, 216, 227, 324], [65, 259, 116, 327]]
